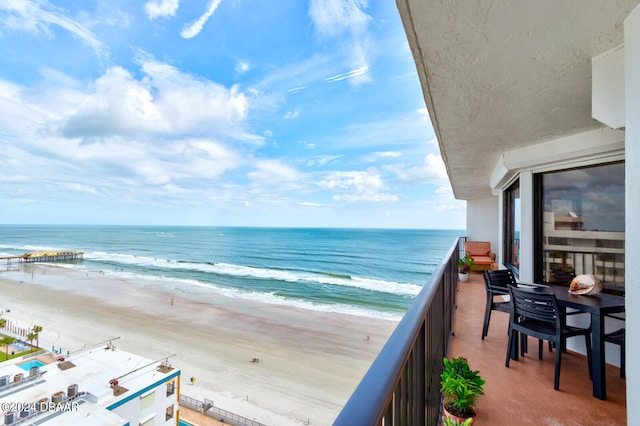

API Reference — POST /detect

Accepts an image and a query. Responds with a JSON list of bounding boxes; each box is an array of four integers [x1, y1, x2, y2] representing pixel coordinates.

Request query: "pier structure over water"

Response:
[[1, 250, 84, 267]]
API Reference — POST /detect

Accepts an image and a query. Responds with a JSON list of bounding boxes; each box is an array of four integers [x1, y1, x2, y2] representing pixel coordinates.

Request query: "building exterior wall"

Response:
[[108, 373, 180, 426], [625, 4, 640, 421], [466, 197, 499, 253]]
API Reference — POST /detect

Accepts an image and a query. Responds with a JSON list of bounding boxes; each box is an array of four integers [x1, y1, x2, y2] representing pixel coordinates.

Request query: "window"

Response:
[[166, 405, 174, 421], [139, 416, 154, 426], [535, 162, 624, 293], [504, 179, 520, 274], [166, 381, 175, 397], [140, 391, 155, 411]]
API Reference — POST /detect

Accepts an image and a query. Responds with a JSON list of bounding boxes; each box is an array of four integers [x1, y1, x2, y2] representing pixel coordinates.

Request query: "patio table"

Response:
[[519, 284, 625, 400]]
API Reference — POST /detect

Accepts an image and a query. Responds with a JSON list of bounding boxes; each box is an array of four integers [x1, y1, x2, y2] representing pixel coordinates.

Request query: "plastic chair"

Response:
[[481, 269, 516, 339], [505, 285, 592, 390], [604, 314, 625, 378]]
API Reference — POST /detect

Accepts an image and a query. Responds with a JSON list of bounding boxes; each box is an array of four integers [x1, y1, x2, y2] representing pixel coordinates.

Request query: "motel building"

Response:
[[0, 342, 180, 425]]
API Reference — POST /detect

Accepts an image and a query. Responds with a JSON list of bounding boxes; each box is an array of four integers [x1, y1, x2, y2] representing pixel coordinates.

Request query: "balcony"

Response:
[[449, 272, 626, 425], [336, 239, 626, 425]]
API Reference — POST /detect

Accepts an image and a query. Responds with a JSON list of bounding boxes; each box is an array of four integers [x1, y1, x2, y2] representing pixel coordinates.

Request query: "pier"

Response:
[[1, 251, 84, 267]]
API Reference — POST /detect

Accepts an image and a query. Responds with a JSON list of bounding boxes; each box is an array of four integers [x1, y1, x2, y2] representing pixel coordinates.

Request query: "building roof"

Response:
[[396, 0, 640, 199], [0, 343, 179, 425]]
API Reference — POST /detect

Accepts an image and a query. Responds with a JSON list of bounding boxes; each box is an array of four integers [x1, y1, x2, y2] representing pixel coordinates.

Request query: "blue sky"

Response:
[[0, 0, 465, 229]]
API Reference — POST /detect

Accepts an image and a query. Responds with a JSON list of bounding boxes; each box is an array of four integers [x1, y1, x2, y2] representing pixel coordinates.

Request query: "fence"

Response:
[[179, 394, 266, 426]]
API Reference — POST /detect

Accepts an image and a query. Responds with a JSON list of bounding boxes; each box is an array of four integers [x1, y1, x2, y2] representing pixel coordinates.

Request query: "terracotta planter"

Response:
[[443, 404, 476, 424]]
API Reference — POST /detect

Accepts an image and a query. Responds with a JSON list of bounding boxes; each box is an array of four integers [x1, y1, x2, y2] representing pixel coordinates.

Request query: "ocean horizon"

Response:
[[0, 225, 463, 321]]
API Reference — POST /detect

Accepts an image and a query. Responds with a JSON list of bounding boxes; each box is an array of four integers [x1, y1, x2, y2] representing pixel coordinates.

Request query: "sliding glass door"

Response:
[[503, 180, 520, 274], [535, 162, 625, 293]]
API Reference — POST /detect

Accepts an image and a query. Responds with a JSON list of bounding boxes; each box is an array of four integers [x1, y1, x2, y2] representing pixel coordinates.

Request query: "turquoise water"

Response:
[[178, 420, 193, 426], [0, 225, 462, 319], [18, 360, 45, 370]]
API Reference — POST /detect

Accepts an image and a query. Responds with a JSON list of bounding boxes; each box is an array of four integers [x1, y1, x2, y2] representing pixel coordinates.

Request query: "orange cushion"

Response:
[[465, 242, 491, 257], [472, 256, 494, 265]]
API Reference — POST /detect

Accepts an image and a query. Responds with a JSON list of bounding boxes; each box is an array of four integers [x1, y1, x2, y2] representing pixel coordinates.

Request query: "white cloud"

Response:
[[309, 0, 370, 39], [375, 151, 401, 158], [318, 169, 398, 203], [61, 59, 249, 139], [434, 189, 466, 212], [61, 66, 158, 137], [248, 160, 302, 182], [325, 66, 369, 83], [0, 0, 107, 57], [181, 0, 222, 39], [306, 155, 342, 167], [388, 153, 448, 184], [164, 138, 242, 179], [247, 160, 306, 194], [309, 0, 372, 86], [145, 0, 179, 19], [235, 60, 250, 73], [0, 61, 248, 209], [297, 201, 328, 207], [331, 113, 433, 151], [283, 109, 300, 120]]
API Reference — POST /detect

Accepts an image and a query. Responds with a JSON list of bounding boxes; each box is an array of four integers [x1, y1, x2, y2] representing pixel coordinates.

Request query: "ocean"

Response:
[[0, 225, 463, 320]]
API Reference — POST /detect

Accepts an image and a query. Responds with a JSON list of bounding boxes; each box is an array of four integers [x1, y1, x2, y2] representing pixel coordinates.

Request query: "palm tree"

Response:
[[32, 325, 43, 349], [0, 336, 16, 361], [27, 332, 37, 351]]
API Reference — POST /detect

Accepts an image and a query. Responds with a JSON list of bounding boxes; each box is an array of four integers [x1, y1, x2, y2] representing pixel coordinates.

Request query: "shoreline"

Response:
[[0, 264, 398, 425]]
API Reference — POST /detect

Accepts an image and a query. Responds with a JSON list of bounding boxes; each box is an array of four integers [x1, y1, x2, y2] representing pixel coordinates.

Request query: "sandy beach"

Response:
[[0, 263, 398, 425]]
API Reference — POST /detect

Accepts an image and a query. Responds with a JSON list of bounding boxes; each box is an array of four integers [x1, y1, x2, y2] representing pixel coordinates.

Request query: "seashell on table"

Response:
[[568, 274, 602, 295]]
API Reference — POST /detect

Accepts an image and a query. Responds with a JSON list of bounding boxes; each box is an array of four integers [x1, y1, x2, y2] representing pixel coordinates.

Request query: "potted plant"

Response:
[[440, 356, 485, 424], [442, 417, 473, 426], [458, 255, 475, 282]]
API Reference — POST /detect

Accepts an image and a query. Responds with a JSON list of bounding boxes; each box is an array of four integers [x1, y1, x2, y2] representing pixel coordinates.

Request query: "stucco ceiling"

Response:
[[396, 0, 639, 199]]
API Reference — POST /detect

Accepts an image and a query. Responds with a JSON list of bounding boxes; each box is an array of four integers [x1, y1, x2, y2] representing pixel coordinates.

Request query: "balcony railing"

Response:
[[334, 238, 462, 425]]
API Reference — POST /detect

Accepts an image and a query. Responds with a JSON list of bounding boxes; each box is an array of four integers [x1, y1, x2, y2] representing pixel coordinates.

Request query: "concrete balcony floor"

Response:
[[449, 273, 626, 425]]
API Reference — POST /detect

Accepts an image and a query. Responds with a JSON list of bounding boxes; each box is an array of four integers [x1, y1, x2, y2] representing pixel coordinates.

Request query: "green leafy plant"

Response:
[[440, 356, 485, 419], [442, 416, 473, 426], [458, 255, 475, 274]]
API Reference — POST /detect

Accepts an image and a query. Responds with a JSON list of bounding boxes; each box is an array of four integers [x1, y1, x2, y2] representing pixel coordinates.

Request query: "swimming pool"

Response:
[[178, 420, 194, 426], [18, 360, 45, 371]]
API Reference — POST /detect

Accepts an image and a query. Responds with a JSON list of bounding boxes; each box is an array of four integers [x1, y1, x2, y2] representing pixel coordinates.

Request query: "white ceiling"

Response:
[[396, 0, 639, 199]]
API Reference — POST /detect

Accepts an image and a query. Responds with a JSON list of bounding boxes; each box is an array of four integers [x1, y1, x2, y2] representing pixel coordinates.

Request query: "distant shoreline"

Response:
[[0, 263, 398, 425]]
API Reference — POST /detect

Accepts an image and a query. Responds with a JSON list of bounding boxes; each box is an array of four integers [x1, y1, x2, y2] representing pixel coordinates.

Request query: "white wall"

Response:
[[625, 4, 640, 421], [466, 197, 499, 252], [111, 381, 178, 426]]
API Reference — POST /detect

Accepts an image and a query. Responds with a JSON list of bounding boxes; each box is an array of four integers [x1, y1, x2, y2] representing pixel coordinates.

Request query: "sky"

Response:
[[0, 0, 466, 229]]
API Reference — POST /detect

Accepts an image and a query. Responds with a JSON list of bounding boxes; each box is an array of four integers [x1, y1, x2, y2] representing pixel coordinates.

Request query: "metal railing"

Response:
[[334, 238, 461, 425], [179, 394, 266, 426]]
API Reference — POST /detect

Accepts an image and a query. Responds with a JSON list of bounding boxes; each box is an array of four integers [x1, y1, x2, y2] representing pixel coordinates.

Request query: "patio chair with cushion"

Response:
[[505, 285, 592, 390], [464, 241, 496, 271]]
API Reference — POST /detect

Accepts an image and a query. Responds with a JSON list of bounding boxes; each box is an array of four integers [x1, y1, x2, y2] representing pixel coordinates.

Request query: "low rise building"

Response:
[[0, 341, 180, 425]]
